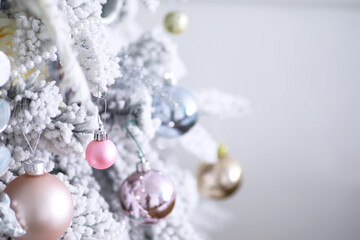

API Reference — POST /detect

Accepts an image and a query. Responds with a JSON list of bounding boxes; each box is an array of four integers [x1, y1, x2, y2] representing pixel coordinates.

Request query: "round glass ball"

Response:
[[153, 85, 198, 138], [197, 156, 243, 199], [119, 169, 176, 225], [4, 172, 74, 240], [0, 99, 11, 133], [0, 51, 10, 87], [164, 11, 189, 34], [85, 139, 117, 169], [0, 145, 11, 176]]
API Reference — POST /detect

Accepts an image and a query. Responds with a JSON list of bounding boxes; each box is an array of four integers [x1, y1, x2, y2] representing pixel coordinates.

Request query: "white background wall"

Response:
[[139, 2, 360, 240]]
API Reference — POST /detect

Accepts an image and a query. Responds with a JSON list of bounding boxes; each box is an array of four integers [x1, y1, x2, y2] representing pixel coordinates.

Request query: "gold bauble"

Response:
[[197, 144, 243, 199], [164, 11, 189, 34]]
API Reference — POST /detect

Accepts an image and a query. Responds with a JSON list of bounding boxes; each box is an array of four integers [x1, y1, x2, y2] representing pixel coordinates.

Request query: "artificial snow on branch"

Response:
[[17, 0, 90, 103], [195, 88, 250, 118], [179, 124, 218, 163], [0, 0, 247, 239], [0, 193, 26, 238]]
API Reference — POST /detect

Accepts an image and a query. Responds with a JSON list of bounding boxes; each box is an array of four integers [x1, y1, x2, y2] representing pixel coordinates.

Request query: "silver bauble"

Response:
[[0, 99, 11, 133], [0, 51, 10, 87], [153, 85, 198, 138]]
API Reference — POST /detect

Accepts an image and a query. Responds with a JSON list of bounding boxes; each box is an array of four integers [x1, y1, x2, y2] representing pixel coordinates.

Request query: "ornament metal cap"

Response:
[[218, 144, 229, 159], [24, 160, 45, 175], [94, 128, 108, 141], [164, 72, 177, 86], [136, 158, 151, 172]]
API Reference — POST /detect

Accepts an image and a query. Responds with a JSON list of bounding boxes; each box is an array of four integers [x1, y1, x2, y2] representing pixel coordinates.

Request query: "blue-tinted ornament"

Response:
[[0, 145, 11, 176], [0, 51, 11, 87], [0, 99, 10, 133], [153, 85, 198, 138]]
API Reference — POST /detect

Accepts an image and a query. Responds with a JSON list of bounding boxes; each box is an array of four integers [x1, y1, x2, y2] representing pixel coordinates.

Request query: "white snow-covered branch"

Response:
[[195, 88, 250, 118], [179, 124, 218, 163], [18, 0, 90, 103]]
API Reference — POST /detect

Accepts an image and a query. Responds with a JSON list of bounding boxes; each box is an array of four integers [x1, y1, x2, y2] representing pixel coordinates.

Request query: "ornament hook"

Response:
[[125, 120, 150, 172], [22, 131, 44, 174], [96, 84, 107, 130], [22, 131, 41, 161]]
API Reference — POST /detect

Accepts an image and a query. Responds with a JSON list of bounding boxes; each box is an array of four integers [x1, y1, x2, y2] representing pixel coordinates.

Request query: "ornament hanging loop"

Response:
[[94, 86, 109, 141], [22, 131, 41, 161], [22, 131, 44, 175], [96, 85, 108, 131], [125, 120, 150, 172]]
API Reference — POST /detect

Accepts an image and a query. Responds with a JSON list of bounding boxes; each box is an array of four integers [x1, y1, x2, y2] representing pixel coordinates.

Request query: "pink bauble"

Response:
[[4, 172, 74, 240], [119, 169, 176, 225], [85, 139, 117, 169]]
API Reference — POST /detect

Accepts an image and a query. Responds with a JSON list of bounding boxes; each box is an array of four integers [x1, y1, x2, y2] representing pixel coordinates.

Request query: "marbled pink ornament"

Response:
[[119, 169, 176, 225], [85, 139, 117, 169]]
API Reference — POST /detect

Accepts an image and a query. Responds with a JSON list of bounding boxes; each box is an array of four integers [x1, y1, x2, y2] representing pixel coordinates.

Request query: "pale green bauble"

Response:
[[164, 11, 189, 34]]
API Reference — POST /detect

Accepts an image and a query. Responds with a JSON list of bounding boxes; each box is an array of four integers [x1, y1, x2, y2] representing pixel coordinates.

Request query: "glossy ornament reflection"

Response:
[[4, 162, 74, 240], [153, 85, 198, 138], [0, 99, 11, 133], [119, 169, 176, 225], [0, 51, 10, 87], [164, 11, 189, 34], [0, 145, 11, 176], [197, 144, 243, 199], [101, 0, 123, 25]]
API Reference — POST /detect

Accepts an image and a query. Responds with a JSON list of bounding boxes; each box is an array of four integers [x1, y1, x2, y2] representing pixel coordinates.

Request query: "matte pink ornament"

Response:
[[85, 129, 117, 169], [4, 162, 74, 240]]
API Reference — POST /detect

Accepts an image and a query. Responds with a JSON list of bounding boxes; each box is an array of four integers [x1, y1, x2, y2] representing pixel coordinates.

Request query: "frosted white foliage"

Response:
[[0, 2, 129, 239], [124, 28, 186, 80], [0, 193, 26, 237], [195, 88, 251, 118], [55, 160, 129, 240], [4, 73, 61, 134], [17, 0, 90, 103], [179, 89, 250, 163], [179, 124, 218, 163], [58, 0, 121, 97], [139, 0, 160, 13], [191, 200, 233, 238], [0, 0, 247, 239], [0, 14, 55, 76]]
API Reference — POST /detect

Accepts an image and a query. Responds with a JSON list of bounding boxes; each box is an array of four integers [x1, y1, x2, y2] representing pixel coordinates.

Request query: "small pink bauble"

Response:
[[119, 169, 176, 225], [4, 162, 74, 240], [85, 139, 117, 169]]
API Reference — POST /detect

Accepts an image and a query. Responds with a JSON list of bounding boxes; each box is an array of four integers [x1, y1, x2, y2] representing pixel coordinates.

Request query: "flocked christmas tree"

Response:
[[0, 0, 249, 239]]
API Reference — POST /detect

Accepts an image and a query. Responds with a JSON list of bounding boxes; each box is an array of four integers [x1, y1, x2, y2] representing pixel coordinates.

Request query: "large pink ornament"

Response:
[[119, 169, 176, 225], [4, 162, 74, 240], [85, 129, 117, 169]]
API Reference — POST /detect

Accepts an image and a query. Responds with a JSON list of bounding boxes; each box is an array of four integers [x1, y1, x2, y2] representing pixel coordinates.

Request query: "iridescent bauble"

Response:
[[0, 99, 11, 133], [197, 144, 243, 199], [119, 169, 176, 225], [164, 11, 189, 34], [153, 86, 198, 138], [4, 162, 74, 240], [0, 145, 11, 177], [0, 51, 10, 87], [85, 129, 117, 170]]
